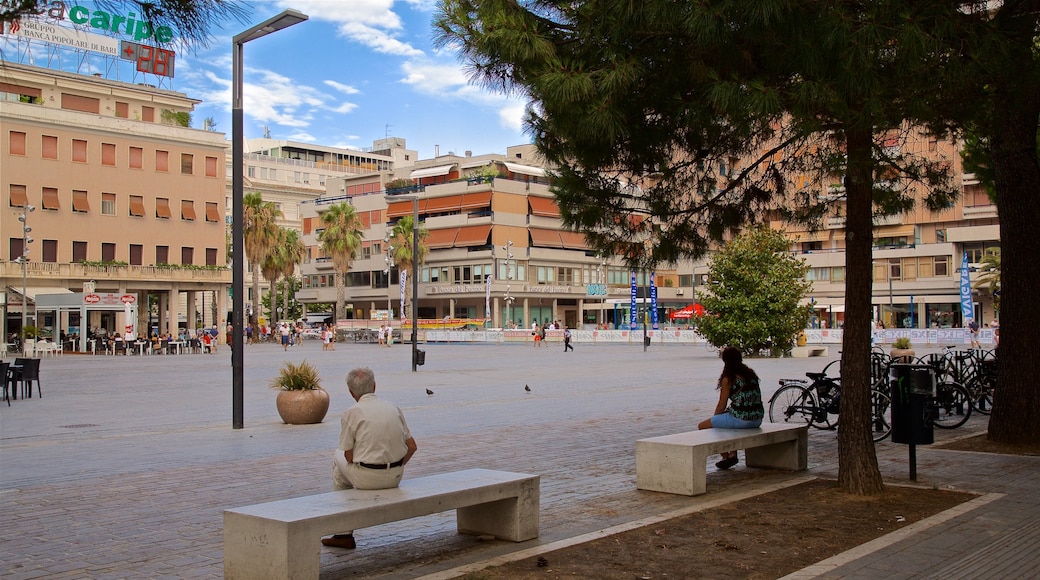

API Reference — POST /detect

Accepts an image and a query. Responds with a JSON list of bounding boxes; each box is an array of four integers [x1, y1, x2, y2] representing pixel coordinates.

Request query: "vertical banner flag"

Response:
[[485, 275, 491, 321], [959, 252, 974, 323], [400, 270, 407, 322], [650, 272, 659, 330], [630, 271, 638, 330]]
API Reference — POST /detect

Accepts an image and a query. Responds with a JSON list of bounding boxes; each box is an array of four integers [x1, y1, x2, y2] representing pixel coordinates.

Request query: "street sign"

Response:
[[120, 294, 136, 304]]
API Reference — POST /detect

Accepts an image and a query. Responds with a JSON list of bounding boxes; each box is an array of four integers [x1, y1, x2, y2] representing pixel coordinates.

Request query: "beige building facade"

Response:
[[2, 63, 229, 348]]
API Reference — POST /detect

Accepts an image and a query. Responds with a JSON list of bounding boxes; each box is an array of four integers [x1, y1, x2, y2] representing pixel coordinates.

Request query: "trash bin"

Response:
[[889, 364, 936, 445], [644, 336, 651, 347], [413, 349, 426, 367]]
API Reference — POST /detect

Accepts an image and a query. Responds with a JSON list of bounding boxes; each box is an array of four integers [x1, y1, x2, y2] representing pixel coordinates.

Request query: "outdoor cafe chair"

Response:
[[11, 357, 41, 399], [1, 361, 11, 405]]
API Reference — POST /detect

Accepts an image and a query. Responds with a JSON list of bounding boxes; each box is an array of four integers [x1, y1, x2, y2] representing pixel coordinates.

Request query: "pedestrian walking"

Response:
[[563, 326, 574, 352]]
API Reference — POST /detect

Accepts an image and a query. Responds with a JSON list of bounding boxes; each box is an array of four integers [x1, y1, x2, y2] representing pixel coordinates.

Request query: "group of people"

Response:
[[318, 348, 757, 551], [530, 320, 574, 351], [376, 324, 394, 348]]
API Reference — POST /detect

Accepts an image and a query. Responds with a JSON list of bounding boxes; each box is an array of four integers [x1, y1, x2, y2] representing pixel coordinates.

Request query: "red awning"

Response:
[[669, 304, 705, 319]]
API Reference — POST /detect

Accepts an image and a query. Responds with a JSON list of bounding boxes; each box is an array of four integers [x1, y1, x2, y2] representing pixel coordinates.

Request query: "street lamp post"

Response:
[[17, 204, 36, 355], [232, 9, 307, 429], [386, 194, 420, 371], [384, 233, 395, 320], [503, 240, 514, 326]]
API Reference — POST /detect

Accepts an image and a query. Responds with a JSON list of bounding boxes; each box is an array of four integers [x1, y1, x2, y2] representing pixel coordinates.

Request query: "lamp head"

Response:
[[27, 205, 36, 212]]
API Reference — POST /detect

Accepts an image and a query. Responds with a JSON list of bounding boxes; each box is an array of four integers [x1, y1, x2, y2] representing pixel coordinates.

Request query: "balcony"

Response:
[[963, 204, 998, 220], [1, 261, 231, 284]]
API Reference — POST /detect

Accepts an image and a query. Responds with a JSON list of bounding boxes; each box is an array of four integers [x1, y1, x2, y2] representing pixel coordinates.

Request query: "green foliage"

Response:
[[261, 276, 303, 321], [695, 228, 812, 356], [974, 249, 1001, 312], [385, 178, 414, 190], [21, 325, 40, 339], [80, 260, 129, 267], [161, 109, 191, 127], [319, 202, 364, 320], [269, 360, 322, 391], [892, 337, 912, 350]]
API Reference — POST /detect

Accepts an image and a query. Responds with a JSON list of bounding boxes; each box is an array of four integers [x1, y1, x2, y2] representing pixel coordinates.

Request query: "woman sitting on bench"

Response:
[[697, 347, 764, 470]]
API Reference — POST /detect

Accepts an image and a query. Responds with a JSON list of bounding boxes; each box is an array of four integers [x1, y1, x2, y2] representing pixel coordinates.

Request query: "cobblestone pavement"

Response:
[[0, 342, 1010, 579]]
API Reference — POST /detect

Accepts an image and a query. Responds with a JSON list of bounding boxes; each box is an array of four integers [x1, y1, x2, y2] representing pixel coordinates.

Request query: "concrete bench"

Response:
[[791, 345, 829, 357], [636, 423, 808, 496], [224, 468, 539, 579]]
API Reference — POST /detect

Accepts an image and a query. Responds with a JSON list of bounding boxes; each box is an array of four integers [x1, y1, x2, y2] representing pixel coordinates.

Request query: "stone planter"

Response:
[[275, 389, 330, 425], [889, 348, 916, 363]]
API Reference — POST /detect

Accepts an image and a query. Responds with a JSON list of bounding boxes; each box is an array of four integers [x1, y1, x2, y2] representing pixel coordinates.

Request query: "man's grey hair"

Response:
[[346, 367, 376, 398]]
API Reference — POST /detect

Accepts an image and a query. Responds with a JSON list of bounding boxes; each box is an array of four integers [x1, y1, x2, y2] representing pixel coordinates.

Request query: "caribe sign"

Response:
[[13, 1, 175, 43]]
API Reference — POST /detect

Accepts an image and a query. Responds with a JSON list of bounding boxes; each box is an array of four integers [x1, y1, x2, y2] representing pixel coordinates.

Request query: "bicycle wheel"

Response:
[[768, 384, 816, 426], [968, 374, 996, 415], [870, 389, 892, 442], [931, 382, 972, 429]]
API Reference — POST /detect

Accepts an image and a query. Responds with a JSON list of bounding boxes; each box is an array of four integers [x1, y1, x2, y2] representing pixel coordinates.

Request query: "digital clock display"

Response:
[[119, 41, 176, 78]]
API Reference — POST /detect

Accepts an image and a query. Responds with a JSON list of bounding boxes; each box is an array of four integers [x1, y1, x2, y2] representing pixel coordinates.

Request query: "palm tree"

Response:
[[279, 228, 305, 324], [389, 215, 429, 321], [974, 249, 1001, 312], [243, 192, 281, 327], [318, 202, 364, 321], [260, 228, 288, 327]]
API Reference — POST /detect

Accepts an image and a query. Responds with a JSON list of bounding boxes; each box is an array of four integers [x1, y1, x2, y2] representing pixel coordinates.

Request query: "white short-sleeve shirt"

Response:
[[338, 393, 412, 465]]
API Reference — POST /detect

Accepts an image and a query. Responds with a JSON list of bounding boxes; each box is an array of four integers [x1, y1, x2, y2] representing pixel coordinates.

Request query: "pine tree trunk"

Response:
[[985, 69, 1040, 444], [836, 127, 885, 496]]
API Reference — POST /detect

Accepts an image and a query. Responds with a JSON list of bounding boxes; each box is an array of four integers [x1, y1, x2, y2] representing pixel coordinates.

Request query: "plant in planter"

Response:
[[890, 337, 915, 363], [270, 360, 330, 424]]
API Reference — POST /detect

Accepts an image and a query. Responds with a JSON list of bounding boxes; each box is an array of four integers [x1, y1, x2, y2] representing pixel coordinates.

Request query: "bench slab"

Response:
[[224, 468, 539, 579], [791, 346, 829, 358], [636, 423, 808, 496]]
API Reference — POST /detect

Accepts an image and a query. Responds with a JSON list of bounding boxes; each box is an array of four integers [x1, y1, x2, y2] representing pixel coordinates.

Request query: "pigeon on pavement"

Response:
[[425, 388, 434, 396], [525, 384, 531, 392]]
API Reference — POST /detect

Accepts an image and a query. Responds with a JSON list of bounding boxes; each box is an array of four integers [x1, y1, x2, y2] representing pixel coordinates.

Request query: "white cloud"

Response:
[[324, 80, 360, 95], [498, 102, 527, 132], [288, 131, 317, 142], [277, 0, 423, 57]]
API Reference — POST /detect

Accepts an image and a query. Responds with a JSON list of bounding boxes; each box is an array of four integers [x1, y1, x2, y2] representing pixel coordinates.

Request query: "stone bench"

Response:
[[636, 423, 808, 496], [794, 345, 827, 359], [224, 468, 539, 579]]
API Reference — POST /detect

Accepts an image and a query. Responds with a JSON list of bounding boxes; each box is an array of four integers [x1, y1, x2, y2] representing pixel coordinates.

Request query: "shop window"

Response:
[[72, 139, 87, 162]]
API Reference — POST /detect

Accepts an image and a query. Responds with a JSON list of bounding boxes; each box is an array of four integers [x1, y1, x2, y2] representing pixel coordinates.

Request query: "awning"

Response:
[[669, 303, 705, 319], [206, 202, 220, 222], [129, 196, 146, 217], [529, 228, 564, 248], [72, 190, 90, 212], [425, 228, 459, 249], [559, 230, 588, 250], [387, 199, 427, 219], [9, 185, 28, 207], [528, 196, 560, 217], [460, 191, 492, 211], [425, 195, 464, 213], [8, 286, 73, 303], [410, 164, 456, 179], [460, 159, 495, 169], [155, 198, 171, 219], [455, 225, 492, 247], [42, 188, 60, 210], [181, 200, 196, 220], [504, 162, 546, 177]]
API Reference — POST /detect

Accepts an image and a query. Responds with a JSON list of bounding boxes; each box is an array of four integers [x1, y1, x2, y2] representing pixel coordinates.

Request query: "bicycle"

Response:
[[921, 346, 995, 416], [769, 359, 893, 442]]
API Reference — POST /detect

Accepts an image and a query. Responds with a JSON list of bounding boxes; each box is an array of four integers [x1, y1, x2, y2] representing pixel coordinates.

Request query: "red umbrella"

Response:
[[669, 304, 705, 319]]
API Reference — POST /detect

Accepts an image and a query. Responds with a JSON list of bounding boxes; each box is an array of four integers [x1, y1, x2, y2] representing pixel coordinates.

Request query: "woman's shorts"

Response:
[[710, 412, 763, 429]]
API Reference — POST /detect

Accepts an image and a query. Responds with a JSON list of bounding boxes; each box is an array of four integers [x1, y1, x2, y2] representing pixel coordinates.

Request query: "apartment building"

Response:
[[224, 137, 416, 314], [1, 63, 229, 347], [297, 145, 691, 329]]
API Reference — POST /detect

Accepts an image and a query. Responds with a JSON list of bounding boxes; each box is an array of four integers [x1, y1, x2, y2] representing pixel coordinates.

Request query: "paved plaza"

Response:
[[0, 340, 1031, 579]]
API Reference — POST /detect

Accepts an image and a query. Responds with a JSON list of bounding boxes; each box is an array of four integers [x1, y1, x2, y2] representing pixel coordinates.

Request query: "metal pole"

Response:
[[232, 39, 245, 429], [411, 197, 419, 372]]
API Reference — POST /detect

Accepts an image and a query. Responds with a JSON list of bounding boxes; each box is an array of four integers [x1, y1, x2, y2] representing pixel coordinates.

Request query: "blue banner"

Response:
[[630, 271, 638, 330], [959, 252, 974, 323], [650, 272, 659, 329]]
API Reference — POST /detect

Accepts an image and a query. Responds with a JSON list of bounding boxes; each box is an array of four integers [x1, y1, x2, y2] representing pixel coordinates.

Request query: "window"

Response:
[[206, 248, 218, 266], [888, 258, 902, 281], [42, 135, 57, 159], [72, 139, 87, 162], [902, 258, 918, 281], [42, 187, 60, 210], [537, 266, 555, 284], [115, 101, 129, 118], [129, 195, 145, 217], [934, 256, 950, 277], [10, 238, 24, 261], [156, 245, 169, 264], [1, 82, 41, 103], [205, 202, 220, 222], [557, 267, 578, 284], [101, 143, 116, 166], [102, 242, 116, 261], [181, 247, 194, 265], [72, 241, 87, 262], [129, 146, 143, 169], [873, 261, 887, 282], [247, 166, 256, 178], [180, 153, 193, 175], [156, 150, 169, 171], [129, 244, 143, 266], [72, 190, 89, 213], [9, 131, 26, 155], [9, 184, 28, 207], [936, 229, 946, 243], [142, 106, 154, 122], [61, 93, 100, 113], [181, 200, 196, 220], [102, 193, 116, 215], [919, 258, 933, 278], [831, 267, 845, 282], [42, 239, 57, 262], [155, 198, 172, 219], [205, 156, 218, 177]]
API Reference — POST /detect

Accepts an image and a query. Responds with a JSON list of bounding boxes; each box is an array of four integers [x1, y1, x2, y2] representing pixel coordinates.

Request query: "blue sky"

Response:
[[3, 0, 530, 159]]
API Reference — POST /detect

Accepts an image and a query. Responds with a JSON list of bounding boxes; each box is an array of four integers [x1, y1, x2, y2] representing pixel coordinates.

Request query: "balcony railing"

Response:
[[0, 261, 231, 282]]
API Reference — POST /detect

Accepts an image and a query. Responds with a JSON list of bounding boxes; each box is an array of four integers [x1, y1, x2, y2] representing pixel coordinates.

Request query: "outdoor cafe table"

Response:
[[132, 341, 150, 356], [167, 341, 185, 354]]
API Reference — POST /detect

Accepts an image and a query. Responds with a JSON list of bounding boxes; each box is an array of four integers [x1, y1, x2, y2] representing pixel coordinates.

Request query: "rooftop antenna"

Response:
[[385, 124, 392, 138], [263, 125, 271, 139]]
